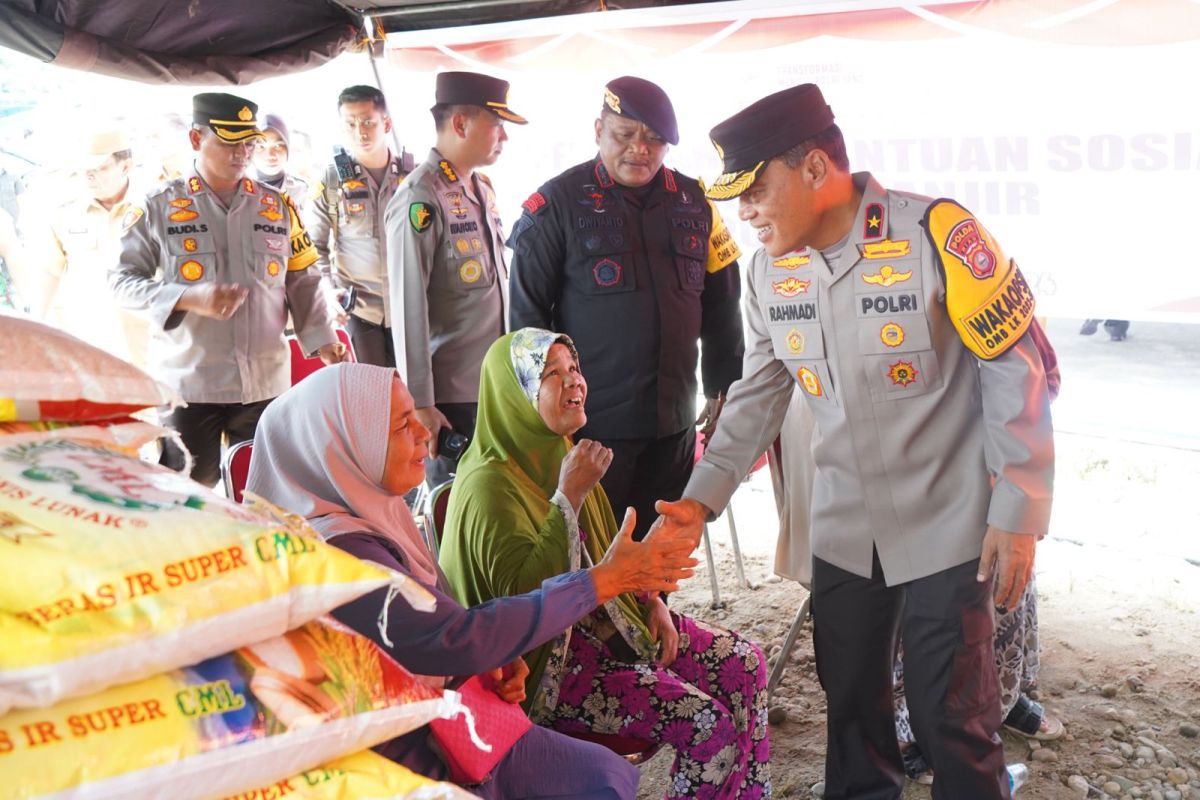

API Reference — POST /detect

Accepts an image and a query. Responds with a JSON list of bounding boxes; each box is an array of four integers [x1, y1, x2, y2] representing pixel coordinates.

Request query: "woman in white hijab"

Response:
[[247, 363, 697, 798]]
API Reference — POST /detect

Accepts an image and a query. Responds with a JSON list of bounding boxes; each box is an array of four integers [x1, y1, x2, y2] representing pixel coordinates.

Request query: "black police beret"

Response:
[[193, 93, 263, 144], [706, 83, 835, 200], [434, 71, 528, 125], [602, 76, 678, 145]]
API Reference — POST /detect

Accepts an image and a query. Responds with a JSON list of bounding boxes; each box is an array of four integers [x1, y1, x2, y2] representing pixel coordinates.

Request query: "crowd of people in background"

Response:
[[0, 72, 1062, 800]]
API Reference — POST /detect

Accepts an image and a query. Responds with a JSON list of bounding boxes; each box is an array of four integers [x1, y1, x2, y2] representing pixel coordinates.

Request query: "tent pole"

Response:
[[362, 15, 405, 159]]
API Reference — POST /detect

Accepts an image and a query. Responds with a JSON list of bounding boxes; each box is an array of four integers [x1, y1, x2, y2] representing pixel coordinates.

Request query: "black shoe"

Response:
[[1079, 319, 1101, 335]]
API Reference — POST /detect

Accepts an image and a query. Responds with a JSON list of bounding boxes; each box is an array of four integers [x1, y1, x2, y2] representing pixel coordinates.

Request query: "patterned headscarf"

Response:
[[510, 327, 579, 409]]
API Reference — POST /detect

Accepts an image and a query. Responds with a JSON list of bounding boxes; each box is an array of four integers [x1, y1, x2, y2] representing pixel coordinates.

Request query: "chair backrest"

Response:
[[288, 329, 356, 386], [422, 479, 454, 559], [223, 440, 254, 504]]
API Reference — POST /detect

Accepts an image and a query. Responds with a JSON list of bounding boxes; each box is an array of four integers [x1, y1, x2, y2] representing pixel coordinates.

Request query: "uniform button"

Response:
[[897, 199, 908, 208]]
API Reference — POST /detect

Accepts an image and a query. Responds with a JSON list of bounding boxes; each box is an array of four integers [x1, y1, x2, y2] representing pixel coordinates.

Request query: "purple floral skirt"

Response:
[[546, 612, 772, 799]]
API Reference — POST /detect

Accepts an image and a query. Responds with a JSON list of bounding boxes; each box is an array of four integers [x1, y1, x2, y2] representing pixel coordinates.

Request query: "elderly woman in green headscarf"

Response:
[[441, 329, 771, 800]]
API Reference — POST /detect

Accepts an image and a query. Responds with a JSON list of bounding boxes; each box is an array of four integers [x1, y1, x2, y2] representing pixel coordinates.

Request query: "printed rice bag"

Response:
[[0, 434, 409, 713], [2, 619, 467, 799], [0, 315, 177, 422], [223, 750, 475, 800]]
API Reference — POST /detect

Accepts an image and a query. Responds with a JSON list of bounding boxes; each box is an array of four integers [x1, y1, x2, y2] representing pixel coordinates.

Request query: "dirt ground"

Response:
[[634, 427, 1200, 798]]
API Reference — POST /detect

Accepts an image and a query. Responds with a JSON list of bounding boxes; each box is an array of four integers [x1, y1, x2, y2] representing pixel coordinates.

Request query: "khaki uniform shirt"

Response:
[[384, 149, 508, 408], [309, 154, 408, 326], [110, 166, 336, 404], [687, 173, 1054, 585], [30, 183, 149, 366]]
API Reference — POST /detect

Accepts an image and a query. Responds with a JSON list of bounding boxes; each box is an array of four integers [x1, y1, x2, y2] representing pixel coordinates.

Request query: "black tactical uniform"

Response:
[[509, 155, 744, 537]]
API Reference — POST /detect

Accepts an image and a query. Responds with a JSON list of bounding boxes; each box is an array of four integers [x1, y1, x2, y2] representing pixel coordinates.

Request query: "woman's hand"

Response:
[[557, 439, 612, 513], [489, 657, 530, 704], [589, 508, 699, 605], [645, 595, 679, 667]]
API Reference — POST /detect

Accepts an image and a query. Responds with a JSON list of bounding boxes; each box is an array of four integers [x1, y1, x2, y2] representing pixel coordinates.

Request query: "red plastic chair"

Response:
[[288, 329, 356, 386], [694, 432, 769, 607], [222, 440, 253, 504]]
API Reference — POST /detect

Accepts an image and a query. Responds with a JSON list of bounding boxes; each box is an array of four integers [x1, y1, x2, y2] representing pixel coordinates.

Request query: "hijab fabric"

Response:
[[440, 330, 654, 720], [245, 363, 439, 587]]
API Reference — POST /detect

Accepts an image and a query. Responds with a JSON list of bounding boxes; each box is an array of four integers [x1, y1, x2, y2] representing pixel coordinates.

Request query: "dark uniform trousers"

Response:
[[160, 399, 274, 488], [812, 551, 1009, 800], [345, 314, 396, 368], [424, 402, 478, 488], [599, 426, 696, 541]]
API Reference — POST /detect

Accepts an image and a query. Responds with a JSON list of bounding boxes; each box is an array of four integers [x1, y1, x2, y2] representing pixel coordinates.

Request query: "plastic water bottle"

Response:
[[1007, 763, 1029, 794]]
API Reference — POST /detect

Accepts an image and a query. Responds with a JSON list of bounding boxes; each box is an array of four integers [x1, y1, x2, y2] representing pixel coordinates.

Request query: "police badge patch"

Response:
[[593, 258, 622, 287], [887, 360, 918, 386], [409, 203, 433, 233]]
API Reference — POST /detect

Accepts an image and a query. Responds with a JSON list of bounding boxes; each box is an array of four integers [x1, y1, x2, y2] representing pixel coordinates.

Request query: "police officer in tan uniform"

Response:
[[111, 93, 347, 487], [29, 129, 149, 367], [385, 72, 526, 485], [657, 84, 1055, 799], [508, 77, 744, 541], [309, 86, 412, 367]]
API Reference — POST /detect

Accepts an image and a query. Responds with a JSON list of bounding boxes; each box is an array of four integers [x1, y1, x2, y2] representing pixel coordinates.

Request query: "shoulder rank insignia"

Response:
[[241, 178, 256, 195], [187, 176, 203, 194], [924, 199, 1034, 360], [863, 202, 884, 239], [409, 202, 433, 233], [439, 160, 458, 183], [522, 192, 547, 215], [860, 239, 910, 259]]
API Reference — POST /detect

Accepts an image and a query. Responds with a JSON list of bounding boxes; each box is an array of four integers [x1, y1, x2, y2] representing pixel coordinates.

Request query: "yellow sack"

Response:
[[0, 433, 402, 713], [224, 750, 476, 800], [2, 618, 466, 800]]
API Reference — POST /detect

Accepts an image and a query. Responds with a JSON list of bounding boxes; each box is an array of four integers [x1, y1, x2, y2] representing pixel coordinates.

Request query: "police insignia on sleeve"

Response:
[[409, 202, 433, 233], [925, 199, 1034, 360], [786, 329, 806, 354], [797, 366, 823, 397], [593, 258, 622, 287], [887, 359, 918, 386], [120, 207, 144, 233]]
